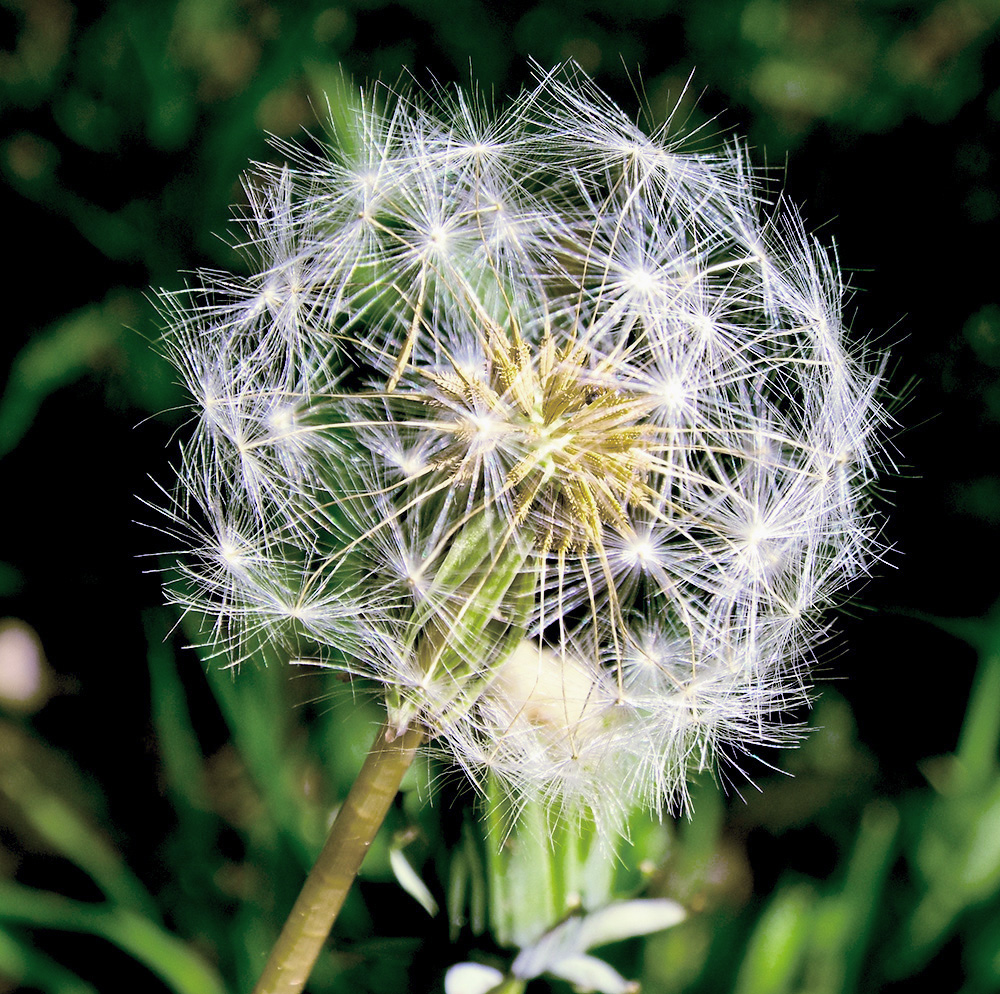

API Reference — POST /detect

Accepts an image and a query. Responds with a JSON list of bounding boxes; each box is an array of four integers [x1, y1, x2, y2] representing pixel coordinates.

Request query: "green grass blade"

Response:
[[0, 881, 228, 994]]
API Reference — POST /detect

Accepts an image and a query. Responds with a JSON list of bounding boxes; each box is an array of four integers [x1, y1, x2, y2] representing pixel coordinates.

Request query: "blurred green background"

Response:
[[1, 1, 999, 992]]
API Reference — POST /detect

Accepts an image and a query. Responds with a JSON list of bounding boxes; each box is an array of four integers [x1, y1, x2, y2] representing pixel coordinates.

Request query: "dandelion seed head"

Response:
[[155, 62, 891, 834]]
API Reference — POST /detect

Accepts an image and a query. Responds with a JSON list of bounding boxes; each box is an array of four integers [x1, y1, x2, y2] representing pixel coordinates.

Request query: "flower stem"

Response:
[[252, 720, 425, 994]]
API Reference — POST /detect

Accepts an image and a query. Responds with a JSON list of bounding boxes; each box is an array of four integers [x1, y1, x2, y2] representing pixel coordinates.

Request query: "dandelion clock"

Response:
[[154, 63, 889, 994]]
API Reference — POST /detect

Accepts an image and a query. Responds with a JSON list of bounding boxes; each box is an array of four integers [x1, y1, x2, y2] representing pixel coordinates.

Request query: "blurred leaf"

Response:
[[688, 0, 1000, 142], [117, 3, 198, 150], [204, 654, 319, 866], [963, 904, 1000, 994], [898, 780, 1000, 972], [733, 883, 815, 994], [0, 292, 140, 458], [145, 610, 212, 816], [889, 605, 1000, 975], [0, 0, 74, 108], [801, 801, 899, 994], [143, 609, 238, 961], [916, 603, 1000, 791], [0, 922, 97, 994], [0, 881, 228, 994], [448, 822, 488, 941], [0, 722, 157, 917]]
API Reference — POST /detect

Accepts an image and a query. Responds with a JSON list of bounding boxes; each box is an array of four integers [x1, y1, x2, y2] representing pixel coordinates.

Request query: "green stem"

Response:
[[252, 720, 425, 994]]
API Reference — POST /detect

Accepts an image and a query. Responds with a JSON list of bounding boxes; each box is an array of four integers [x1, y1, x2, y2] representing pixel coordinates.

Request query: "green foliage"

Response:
[[5, 608, 994, 992]]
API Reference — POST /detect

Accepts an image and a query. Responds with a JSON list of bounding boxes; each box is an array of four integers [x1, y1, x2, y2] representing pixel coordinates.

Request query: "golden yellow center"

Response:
[[429, 329, 657, 553]]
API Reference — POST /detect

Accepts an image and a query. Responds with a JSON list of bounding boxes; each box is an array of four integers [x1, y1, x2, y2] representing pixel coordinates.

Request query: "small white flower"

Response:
[[445, 898, 685, 994], [156, 63, 889, 831]]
